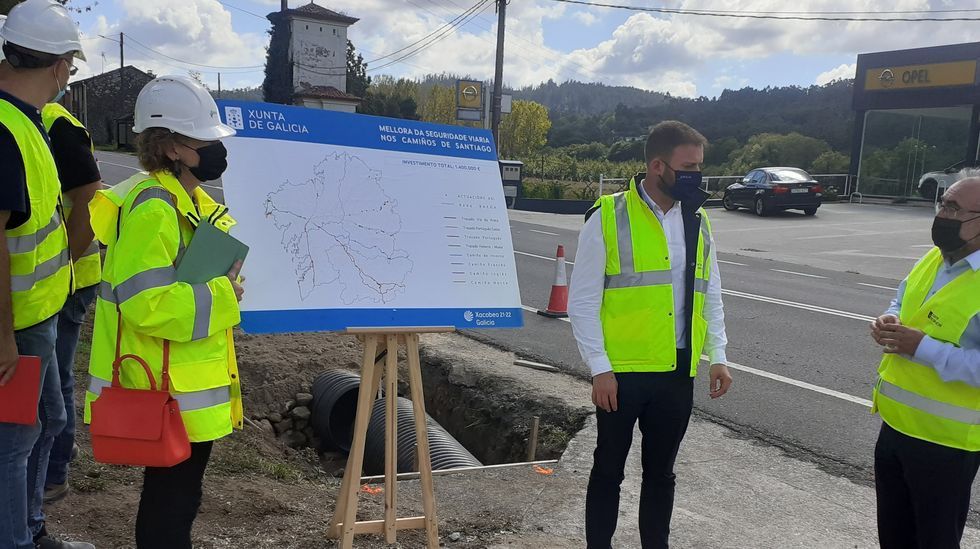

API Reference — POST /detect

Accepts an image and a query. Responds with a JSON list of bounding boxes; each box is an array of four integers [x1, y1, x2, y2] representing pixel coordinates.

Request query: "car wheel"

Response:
[[920, 179, 938, 200], [723, 193, 738, 211], [754, 197, 770, 217], [803, 207, 818, 216]]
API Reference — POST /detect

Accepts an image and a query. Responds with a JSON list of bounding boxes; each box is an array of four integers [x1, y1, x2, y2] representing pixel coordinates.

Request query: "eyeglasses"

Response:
[[938, 199, 980, 220]]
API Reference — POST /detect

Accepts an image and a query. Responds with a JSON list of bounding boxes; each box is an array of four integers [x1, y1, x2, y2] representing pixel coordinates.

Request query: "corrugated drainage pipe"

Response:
[[311, 370, 363, 452], [364, 397, 482, 475]]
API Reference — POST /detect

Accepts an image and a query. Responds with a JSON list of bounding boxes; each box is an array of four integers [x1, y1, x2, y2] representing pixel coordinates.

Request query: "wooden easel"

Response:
[[328, 326, 454, 548]]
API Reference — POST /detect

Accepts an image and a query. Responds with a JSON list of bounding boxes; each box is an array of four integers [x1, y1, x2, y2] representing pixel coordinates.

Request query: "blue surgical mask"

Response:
[[658, 163, 703, 202], [51, 61, 68, 103]]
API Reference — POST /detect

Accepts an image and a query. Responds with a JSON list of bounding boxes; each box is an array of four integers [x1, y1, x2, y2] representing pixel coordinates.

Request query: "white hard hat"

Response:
[[133, 75, 236, 140], [0, 0, 85, 61]]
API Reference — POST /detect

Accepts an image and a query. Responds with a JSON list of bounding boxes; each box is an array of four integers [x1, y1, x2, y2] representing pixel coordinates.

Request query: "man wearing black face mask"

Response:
[[871, 176, 980, 548], [569, 121, 733, 548]]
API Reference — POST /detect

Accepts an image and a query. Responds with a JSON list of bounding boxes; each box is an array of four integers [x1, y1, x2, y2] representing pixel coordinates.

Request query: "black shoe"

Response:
[[35, 535, 95, 549]]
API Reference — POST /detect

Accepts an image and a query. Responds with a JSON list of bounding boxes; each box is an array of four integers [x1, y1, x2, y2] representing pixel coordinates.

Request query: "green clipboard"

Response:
[[174, 221, 249, 284]]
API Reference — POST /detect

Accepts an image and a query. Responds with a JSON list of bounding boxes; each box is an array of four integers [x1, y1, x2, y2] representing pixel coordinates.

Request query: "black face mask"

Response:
[[931, 215, 980, 253], [187, 141, 228, 182], [657, 163, 703, 202]]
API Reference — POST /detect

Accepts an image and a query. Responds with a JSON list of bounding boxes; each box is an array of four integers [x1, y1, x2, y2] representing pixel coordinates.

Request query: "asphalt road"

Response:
[[95, 152, 972, 509], [490, 203, 980, 507]]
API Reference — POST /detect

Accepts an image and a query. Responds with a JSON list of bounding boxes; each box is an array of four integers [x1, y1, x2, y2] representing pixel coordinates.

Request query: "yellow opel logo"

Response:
[[461, 85, 479, 100]]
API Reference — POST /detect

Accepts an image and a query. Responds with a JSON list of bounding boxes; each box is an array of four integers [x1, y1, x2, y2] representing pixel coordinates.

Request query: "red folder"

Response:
[[0, 356, 41, 425]]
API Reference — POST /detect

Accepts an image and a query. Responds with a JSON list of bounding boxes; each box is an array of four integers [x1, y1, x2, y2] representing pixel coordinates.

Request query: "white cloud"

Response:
[[70, 0, 980, 96], [815, 63, 856, 85], [572, 11, 598, 26], [713, 75, 750, 90], [74, 0, 269, 90]]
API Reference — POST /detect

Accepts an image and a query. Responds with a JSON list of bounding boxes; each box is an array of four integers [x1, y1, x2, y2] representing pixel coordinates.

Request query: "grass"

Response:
[[207, 438, 305, 483]]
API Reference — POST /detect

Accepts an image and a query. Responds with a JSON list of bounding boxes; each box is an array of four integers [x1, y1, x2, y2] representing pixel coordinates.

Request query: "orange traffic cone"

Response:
[[538, 245, 569, 318]]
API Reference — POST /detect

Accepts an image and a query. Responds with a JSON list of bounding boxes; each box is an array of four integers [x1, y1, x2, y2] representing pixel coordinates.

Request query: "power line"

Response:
[[547, 0, 980, 22], [368, 0, 489, 65], [124, 35, 265, 70], [369, 0, 493, 73], [216, 0, 268, 20], [428, 0, 600, 84]]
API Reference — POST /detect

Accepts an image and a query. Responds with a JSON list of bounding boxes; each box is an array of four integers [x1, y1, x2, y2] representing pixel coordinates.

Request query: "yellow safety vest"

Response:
[[873, 247, 980, 451], [595, 176, 713, 376], [83, 171, 243, 442], [1, 100, 71, 330], [41, 102, 101, 289]]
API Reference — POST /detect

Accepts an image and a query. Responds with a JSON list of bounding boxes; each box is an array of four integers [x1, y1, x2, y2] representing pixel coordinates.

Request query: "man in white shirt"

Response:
[[569, 121, 732, 549]]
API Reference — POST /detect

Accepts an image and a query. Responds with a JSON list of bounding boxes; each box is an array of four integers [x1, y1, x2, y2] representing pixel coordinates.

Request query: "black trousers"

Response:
[[875, 422, 980, 549], [585, 349, 694, 549], [135, 441, 214, 549]]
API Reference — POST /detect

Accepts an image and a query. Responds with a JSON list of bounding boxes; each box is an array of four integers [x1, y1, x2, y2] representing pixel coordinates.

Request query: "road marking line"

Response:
[[718, 260, 747, 266], [529, 229, 560, 236], [771, 269, 827, 279], [910, 244, 934, 248], [722, 289, 875, 322], [515, 250, 575, 265], [701, 356, 873, 408], [521, 304, 571, 323], [522, 302, 873, 408], [857, 283, 898, 291], [516, 249, 875, 322]]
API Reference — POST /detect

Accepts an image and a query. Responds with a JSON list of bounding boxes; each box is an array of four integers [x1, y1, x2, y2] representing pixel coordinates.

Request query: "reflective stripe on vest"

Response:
[[99, 270, 213, 341], [7, 212, 61, 254], [873, 247, 980, 450], [878, 380, 980, 425], [86, 375, 231, 412], [596, 180, 713, 374], [604, 192, 711, 291], [42, 103, 101, 289], [10, 248, 70, 292], [2, 100, 71, 329]]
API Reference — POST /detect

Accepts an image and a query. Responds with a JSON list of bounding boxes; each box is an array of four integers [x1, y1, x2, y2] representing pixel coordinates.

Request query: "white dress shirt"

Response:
[[568, 183, 729, 377]]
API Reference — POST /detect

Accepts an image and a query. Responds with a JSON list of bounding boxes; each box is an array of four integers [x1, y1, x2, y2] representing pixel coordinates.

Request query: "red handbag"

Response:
[[90, 312, 191, 467]]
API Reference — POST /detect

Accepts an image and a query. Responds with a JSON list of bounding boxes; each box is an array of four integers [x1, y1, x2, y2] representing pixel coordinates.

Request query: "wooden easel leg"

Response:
[[405, 334, 440, 548], [329, 335, 380, 548], [383, 334, 399, 543]]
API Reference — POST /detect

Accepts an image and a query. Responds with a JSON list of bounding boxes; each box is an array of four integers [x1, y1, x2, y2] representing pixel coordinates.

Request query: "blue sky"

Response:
[[67, 0, 980, 98]]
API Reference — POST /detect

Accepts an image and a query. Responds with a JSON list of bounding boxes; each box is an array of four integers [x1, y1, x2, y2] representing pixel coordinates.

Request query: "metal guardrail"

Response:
[[600, 172, 856, 199]]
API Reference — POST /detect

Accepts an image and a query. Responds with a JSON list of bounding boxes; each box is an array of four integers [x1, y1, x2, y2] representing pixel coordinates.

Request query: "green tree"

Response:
[[262, 12, 293, 105], [498, 100, 551, 159], [606, 139, 644, 162], [360, 75, 421, 120], [346, 40, 370, 98], [725, 132, 831, 174], [809, 151, 850, 174], [418, 84, 456, 125]]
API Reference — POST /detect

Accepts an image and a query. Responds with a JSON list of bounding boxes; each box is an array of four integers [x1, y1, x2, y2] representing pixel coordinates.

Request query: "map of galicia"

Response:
[[265, 153, 413, 305]]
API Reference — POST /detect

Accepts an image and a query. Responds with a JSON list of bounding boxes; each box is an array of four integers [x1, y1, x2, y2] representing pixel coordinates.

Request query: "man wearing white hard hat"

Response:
[[0, 1, 95, 548], [84, 75, 244, 549]]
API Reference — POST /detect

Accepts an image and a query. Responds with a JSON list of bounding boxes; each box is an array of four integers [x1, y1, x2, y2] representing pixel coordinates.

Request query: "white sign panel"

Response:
[[217, 100, 523, 333]]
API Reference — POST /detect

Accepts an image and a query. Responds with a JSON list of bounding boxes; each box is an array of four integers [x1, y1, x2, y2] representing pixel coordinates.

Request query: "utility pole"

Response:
[[217, 73, 222, 98], [490, 0, 506, 154], [119, 32, 124, 70]]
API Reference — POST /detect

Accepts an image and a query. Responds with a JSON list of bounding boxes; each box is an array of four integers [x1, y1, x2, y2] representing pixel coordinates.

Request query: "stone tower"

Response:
[[276, 2, 361, 112]]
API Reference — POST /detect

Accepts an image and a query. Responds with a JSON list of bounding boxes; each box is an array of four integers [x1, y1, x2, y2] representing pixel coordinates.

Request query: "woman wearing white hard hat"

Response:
[[0, 1, 95, 548], [84, 75, 244, 549]]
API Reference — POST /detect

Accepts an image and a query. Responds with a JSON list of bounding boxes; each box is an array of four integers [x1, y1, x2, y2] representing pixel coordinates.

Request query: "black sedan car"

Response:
[[723, 167, 823, 217]]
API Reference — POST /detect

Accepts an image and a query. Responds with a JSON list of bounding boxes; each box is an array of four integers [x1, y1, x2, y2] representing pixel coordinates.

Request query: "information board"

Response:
[[216, 100, 523, 333]]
